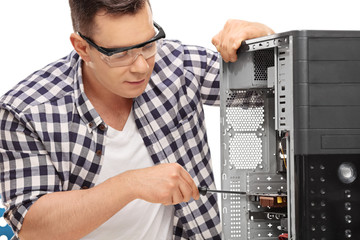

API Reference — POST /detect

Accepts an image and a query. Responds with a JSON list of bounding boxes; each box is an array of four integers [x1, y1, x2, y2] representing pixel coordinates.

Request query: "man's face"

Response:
[[83, 3, 156, 99]]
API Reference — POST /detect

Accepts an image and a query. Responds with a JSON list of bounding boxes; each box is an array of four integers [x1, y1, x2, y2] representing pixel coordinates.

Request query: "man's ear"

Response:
[[70, 33, 91, 62]]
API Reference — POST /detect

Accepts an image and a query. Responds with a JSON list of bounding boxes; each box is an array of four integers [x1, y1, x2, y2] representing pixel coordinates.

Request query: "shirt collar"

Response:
[[73, 54, 105, 133]]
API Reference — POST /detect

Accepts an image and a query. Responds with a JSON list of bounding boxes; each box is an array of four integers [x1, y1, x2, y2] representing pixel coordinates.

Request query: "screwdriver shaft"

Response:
[[198, 186, 246, 195], [206, 189, 246, 195]]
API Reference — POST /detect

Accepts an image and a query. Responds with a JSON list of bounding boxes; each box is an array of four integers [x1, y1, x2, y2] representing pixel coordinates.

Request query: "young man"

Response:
[[0, 0, 273, 239]]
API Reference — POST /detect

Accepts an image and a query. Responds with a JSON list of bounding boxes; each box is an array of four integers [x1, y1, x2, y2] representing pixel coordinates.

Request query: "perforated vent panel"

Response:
[[253, 49, 275, 81], [226, 108, 264, 132], [229, 181, 242, 238], [229, 133, 263, 169], [225, 90, 265, 170]]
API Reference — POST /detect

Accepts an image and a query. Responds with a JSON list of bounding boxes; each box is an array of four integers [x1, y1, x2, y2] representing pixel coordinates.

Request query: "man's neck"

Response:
[[82, 64, 133, 131]]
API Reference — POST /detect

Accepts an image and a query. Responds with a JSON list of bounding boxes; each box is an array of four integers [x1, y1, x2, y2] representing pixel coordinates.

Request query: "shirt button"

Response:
[[96, 150, 102, 156], [99, 124, 106, 131], [88, 122, 94, 128], [81, 186, 89, 190]]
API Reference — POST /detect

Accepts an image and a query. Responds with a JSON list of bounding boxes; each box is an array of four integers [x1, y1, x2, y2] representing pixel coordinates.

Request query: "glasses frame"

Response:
[[78, 21, 165, 57]]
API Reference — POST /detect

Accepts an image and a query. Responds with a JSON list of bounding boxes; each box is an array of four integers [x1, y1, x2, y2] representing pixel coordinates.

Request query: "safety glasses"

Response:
[[78, 22, 165, 67]]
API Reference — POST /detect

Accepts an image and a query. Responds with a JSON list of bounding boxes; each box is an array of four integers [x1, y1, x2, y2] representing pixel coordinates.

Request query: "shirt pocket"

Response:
[[169, 104, 197, 141]]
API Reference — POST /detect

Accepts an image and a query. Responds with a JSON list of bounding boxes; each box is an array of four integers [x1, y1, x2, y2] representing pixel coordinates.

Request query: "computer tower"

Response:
[[220, 30, 360, 239]]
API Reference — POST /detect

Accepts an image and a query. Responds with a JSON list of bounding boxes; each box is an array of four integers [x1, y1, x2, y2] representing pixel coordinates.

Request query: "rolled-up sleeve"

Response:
[[0, 105, 62, 236]]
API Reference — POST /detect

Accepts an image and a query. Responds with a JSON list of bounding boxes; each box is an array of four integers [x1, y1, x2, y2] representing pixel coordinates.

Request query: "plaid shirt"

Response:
[[0, 40, 221, 239]]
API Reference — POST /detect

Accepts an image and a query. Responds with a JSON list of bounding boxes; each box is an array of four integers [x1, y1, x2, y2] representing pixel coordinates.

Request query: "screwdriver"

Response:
[[198, 186, 247, 196]]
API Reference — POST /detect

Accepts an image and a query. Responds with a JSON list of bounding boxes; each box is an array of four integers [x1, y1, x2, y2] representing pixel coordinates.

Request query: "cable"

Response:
[[280, 142, 287, 169]]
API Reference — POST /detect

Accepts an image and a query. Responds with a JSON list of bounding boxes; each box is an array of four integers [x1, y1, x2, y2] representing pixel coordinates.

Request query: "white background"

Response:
[[0, 0, 359, 193]]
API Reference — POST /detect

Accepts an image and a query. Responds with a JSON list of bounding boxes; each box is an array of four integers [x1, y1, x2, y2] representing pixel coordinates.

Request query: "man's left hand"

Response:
[[212, 19, 274, 62]]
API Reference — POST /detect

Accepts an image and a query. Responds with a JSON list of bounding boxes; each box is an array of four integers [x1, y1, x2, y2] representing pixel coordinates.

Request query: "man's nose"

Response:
[[130, 52, 149, 73]]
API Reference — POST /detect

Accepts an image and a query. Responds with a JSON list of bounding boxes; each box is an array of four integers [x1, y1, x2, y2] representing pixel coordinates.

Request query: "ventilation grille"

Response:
[[230, 181, 242, 238], [226, 107, 264, 132], [226, 90, 265, 170], [253, 49, 275, 81], [229, 133, 262, 169]]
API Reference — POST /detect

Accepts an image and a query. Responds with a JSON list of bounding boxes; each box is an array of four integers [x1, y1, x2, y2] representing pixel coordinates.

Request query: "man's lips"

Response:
[[126, 79, 145, 85]]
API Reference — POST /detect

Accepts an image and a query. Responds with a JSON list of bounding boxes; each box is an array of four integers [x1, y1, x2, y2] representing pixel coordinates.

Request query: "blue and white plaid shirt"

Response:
[[0, 40, 221, 239]]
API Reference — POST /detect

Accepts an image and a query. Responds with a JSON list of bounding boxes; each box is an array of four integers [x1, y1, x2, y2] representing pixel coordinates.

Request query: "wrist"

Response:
[[110, 171, 138, 203]]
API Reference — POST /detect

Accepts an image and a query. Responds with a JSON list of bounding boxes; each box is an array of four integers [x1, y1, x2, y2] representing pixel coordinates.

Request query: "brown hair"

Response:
[[69, 0, 150, 37]]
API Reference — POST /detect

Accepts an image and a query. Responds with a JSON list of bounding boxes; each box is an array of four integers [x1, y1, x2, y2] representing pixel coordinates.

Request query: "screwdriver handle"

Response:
[[198, 186, 208, 196]]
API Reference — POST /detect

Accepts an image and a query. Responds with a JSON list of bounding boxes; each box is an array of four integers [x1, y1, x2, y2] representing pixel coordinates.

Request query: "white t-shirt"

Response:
[[81, 110, 174, 240]]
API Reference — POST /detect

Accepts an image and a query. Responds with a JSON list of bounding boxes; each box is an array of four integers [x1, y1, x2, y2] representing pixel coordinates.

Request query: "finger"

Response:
[[178, 180, 193, 202], [163, 194, 173, 206], [179, 168, 199, 200], [220, 46, 232, 62], [219, 21, 236, 61], [217, 33, 239, 62], [219, 37, 235, 62], [227, 40, 242, 62], [171, 188, 184, 205], [226, 32, 247, 62], [232, 34, 245, 51]]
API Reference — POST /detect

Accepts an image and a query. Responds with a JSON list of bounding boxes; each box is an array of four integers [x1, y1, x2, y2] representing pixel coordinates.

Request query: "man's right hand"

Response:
[[19, 163, 198, 240], [125, 163, 200, 205]]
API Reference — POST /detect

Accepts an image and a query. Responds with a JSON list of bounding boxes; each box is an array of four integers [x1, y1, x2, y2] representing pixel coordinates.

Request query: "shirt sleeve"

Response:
[[0, 105, 62, 236], [183, 45, 221, 106]]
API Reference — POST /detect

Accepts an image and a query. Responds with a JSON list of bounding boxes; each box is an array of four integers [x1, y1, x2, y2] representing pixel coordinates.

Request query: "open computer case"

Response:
[[220, 30, 360, 240]]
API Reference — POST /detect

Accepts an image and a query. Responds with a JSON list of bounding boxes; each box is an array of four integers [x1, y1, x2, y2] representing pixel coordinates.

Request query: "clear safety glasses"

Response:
[[78, 22, 165, 67]]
